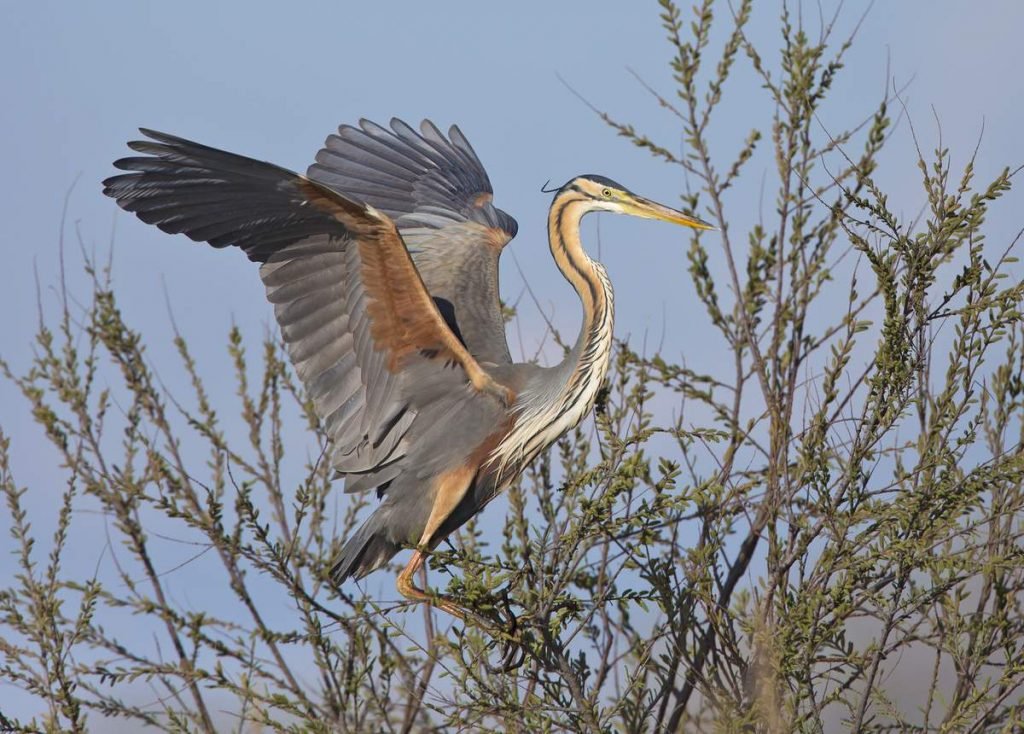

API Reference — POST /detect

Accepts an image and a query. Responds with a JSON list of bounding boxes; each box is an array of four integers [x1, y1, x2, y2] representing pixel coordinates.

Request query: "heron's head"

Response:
[[563, 174, 714, 231]]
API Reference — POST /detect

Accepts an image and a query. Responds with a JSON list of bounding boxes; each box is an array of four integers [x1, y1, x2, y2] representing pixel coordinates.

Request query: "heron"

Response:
[[103, 118, 712, 624]]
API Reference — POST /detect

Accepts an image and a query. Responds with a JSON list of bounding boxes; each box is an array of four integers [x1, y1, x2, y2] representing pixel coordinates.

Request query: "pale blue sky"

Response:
[[3, 1, 1022, 466], [2, 1, 1022, 723]]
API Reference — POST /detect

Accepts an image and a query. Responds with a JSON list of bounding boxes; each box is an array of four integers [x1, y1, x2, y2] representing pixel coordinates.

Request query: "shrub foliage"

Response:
[[3, 2, 1023, 731]]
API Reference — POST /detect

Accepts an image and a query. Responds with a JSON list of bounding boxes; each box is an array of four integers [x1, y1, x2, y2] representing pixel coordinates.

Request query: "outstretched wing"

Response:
[[307, 118, 516, 366], [103, 129, 510, 476]]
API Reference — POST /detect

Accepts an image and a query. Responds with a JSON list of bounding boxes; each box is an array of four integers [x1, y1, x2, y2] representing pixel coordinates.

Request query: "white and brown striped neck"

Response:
[[547, 189, 616, 402], [489, 189, 615, 480]]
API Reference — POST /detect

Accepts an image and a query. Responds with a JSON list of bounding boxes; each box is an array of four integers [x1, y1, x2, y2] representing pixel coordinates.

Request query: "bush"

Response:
[[3, 2, 1023, 731]]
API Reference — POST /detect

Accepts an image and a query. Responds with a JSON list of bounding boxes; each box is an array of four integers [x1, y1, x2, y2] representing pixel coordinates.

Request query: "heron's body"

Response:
[[103, 119, 711, 620]]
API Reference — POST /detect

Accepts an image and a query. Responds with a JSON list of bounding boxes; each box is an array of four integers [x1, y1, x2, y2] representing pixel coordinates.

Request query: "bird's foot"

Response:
[[436, 585, 526, 672], [399, 555, 526, 669], [482, 588, 527, 672]]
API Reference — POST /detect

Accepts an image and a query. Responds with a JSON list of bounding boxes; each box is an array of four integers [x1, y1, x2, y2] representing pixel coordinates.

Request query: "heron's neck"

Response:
[[485, 193, 616, 481], [547, 192, 615, 415]]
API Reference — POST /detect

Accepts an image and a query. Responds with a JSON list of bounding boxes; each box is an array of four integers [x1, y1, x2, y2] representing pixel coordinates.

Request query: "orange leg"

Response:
[[394, 466, 480, 621], [397, 550, 525, 669], [396, 549, 475, 622]]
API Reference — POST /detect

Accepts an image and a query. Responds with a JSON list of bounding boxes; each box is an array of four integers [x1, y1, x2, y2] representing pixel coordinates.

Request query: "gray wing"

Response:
[[103, 129, 509, 480], [307, 118, 516, 365]]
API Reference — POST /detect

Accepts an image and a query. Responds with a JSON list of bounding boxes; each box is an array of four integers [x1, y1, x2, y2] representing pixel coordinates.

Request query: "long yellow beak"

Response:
[[624, 195, 716, 231]]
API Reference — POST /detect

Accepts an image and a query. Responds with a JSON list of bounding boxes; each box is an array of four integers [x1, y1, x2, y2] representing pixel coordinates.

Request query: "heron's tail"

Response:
[[331, 513, 401, 584]]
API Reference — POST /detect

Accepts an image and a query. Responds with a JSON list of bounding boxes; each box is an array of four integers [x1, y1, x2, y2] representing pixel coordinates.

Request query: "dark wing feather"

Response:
[[103, 129, 506, 476], [307, 118, 515, 365]]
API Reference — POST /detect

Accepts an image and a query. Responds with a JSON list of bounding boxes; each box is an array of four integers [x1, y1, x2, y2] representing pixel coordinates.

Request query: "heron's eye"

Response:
[[601, 188, 612, 198]]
